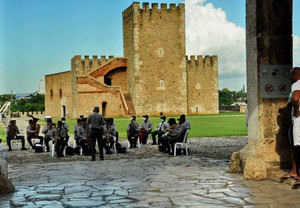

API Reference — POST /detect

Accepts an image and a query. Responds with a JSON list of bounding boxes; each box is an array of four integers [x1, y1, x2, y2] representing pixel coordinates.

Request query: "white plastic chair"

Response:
[[10, 139, 19, 149], [31, 138, 41, 146], [173, 129, 189, 156]]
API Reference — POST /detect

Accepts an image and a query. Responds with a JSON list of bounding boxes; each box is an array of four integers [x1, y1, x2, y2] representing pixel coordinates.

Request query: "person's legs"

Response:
[[169, 136, 180, 154], [151, 131, 159, 145], [44, 136, 51, 152], [90, 130, 96, 161], [27, 136, 33, 147], [96, 131, 104, 160], [157, 132, 164, 144], [59, 138, 66, 156], [6, 136, 12, 151], [18, 136, 26, 150], [38, 136, 44, 145]]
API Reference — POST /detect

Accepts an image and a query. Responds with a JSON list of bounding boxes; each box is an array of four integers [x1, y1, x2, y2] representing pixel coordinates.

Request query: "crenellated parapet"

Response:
[[186, 55, 218, 71], [124, 2, 184, 14], [71, 55, 115, 75]]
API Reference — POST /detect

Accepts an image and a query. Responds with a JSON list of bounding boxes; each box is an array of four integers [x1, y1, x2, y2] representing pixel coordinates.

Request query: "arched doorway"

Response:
[[62, 105, 66, 118], [102, 102, 107, 116]]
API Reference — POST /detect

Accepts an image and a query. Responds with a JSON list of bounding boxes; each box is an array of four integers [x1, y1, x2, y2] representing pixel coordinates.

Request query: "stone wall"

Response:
[[186, 55, 218, 114], [105, 67, 128, 94], [45, 71, 73, 118], [123, 3, 187, 116]]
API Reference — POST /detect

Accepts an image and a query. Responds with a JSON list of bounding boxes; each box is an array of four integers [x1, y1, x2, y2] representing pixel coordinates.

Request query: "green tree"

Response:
[[10, 93, 44, 112], [219, 88, 234, 106]]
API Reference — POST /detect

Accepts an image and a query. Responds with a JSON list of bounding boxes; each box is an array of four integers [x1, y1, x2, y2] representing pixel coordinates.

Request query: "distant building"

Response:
[[38, 79, 45, 94], [45, 2, 219, 118]]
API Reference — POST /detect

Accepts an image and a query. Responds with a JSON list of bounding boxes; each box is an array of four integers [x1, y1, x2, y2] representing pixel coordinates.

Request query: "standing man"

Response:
[[151, 116, 169, 145], [87, 106, 105, 161], [61, 117, 70, 146]]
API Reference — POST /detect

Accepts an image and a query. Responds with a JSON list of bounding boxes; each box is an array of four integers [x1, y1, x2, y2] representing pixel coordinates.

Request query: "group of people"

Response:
[[4, 105, 190, 160], [127, 114, 190, 155]]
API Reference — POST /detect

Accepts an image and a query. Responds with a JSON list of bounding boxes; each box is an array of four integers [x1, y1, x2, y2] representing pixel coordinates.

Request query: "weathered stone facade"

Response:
[[229, 0, 293, 180], [45, 2, 218, 118]]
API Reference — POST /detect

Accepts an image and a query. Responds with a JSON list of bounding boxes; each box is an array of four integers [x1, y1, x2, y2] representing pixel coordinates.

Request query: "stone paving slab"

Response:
[[1, 154, 300, 208]]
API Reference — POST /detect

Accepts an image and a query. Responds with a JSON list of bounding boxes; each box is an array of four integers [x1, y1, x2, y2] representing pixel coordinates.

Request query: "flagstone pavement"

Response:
[[1, 137, 300, 208]]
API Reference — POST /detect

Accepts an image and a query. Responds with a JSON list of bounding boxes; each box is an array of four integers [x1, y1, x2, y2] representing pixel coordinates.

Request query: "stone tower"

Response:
[[123, 2, 187, 116]]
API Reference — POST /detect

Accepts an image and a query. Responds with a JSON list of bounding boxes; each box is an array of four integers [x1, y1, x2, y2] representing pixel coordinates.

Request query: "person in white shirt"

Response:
[[280, 67, 300, 188], [151, 116, 169, 145]]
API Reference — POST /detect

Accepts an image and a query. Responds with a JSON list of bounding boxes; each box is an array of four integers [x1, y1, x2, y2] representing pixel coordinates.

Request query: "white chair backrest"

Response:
[[182, 129, 189, 143]]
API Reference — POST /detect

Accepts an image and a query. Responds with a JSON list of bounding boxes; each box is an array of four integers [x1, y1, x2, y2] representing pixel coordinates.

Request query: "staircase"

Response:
[[124, 94, 136, 116], [0, 102, 11, 126]]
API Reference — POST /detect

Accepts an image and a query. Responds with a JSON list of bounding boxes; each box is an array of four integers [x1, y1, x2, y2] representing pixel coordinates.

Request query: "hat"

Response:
[[143, 115, 149, 119], [168, 118, 176, 125]]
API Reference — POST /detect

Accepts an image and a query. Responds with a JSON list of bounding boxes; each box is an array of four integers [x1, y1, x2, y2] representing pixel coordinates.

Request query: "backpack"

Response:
[[34, 144, 43, 153], [66, 146, 74, 155], [116, 143, 126, 153]]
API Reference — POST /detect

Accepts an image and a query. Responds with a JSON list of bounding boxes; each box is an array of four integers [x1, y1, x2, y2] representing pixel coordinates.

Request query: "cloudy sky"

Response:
[[0, 0, 299, 94]]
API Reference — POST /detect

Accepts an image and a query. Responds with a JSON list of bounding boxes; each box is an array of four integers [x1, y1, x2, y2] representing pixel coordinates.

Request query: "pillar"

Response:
[[229, 0, 293, 180]]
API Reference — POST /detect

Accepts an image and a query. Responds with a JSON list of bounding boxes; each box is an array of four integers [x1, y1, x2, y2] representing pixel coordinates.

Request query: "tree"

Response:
[[10, 93, 45, 112], [219, 88, 234, 106]]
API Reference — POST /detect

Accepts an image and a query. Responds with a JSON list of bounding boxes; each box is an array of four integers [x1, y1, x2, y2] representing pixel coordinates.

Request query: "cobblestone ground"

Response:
[[1, 137, 300, 208]]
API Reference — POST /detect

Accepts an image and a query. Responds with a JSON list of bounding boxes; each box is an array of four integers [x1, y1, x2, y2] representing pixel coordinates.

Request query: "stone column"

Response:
[[229, 0, 293, 180], [0, 156, 14, 194]]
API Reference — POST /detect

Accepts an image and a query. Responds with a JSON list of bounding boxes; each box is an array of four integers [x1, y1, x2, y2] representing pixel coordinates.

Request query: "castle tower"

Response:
[[123, 2, 187, 116]]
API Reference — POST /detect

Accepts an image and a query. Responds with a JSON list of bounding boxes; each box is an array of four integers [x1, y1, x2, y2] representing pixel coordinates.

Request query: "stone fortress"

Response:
[[45, 2, 218, 118]]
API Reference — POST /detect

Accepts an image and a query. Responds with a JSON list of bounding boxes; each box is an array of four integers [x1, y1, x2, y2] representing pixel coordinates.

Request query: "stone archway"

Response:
[[230, 0, 293, 180]]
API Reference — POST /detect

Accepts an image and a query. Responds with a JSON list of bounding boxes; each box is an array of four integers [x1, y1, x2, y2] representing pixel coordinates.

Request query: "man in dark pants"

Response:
[[26, 119, 43, 149], [6, 119, 27, 151], [87, 106, 105, 161]]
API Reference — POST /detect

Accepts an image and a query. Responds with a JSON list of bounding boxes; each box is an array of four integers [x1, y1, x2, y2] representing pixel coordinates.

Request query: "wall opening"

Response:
[[102, 102, 107, 116], [50, 89, 53, 97], [104, 77, 112, 86], [59, 89, 62, 97], [62, 105, 66, 118], [196, 106, 199, 113]]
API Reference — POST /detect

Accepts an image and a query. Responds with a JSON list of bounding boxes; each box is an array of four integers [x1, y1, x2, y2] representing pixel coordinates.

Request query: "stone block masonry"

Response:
[[45, 2, 218, 117]]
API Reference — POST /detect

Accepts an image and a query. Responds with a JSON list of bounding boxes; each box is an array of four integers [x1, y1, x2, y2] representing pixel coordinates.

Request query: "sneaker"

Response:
[[100, 157, 104, 161], [8, 149, 12, 151], [21, 147, 27, 150], [91, 157, 96, 161]]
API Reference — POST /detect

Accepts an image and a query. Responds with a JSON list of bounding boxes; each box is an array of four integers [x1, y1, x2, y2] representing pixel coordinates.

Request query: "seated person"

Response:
[[179, 114, 191, 130], [151, 116, 169, 145], [160, 118, 185, 154], [61, 117, 70, 146], [127, 116, 139, 148], [54, 121, 67, 157], [139, 115, 153, 145], [76, 118, 90, 155], [167, 115, 191, 154], [103, 118, 118, 154], [6, 119, 27, 151], [73, 118, 81, 142], [26, 119, 43, 149], [42, 119, 57, 152]]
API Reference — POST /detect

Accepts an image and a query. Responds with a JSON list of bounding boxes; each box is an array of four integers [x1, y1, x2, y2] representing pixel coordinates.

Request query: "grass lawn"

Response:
[[0, 112, 248, 142]]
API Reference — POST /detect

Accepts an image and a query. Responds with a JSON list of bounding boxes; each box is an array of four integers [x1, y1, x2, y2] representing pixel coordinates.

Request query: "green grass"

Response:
[[0, 112, 248, 142]]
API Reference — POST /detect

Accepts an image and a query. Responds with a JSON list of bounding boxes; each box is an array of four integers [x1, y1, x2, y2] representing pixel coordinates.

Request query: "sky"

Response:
[[0, 0, 299, 94]]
